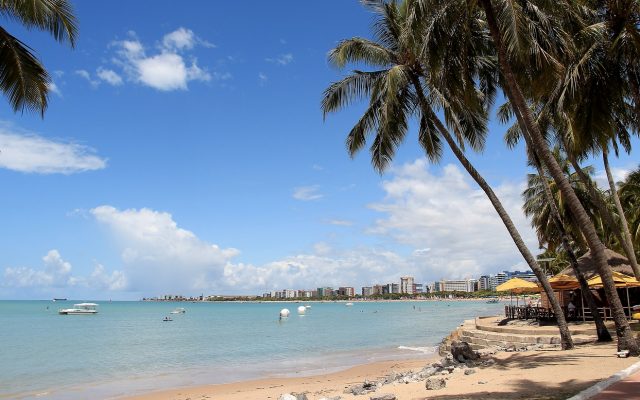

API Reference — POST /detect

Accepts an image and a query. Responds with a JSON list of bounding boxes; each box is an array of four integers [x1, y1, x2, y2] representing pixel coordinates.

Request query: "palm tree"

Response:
[[0, 0, 77, 115], [522, 149, 612, 342], [619, 167, 640, 250], [474, 0, 638, 354], [323, 0, 574, 349]]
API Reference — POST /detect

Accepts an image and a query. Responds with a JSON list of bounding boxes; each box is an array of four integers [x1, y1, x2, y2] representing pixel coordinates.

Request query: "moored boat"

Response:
[[58, 303, 98, 315]]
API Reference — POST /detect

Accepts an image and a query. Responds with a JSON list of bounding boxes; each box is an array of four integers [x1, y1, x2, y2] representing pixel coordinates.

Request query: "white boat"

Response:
[[170, 307, 186, 314], [59, 303, 98, 315], [345, 302, 354, 306]]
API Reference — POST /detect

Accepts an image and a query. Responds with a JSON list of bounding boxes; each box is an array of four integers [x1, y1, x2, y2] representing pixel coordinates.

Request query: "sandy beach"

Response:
[[123, 342, 638, 400]]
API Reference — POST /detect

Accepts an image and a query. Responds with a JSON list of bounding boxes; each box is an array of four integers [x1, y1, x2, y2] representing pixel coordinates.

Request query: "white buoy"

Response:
[[279, 308, 290, 318], [297, 306, 306, 315]]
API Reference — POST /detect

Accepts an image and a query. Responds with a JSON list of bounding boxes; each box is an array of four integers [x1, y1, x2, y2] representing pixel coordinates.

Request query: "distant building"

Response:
[[413, 283, 424, 293], [478, 275, 491, 291], [437, 279, 477, 292], [372, 284, 384, 295], [362, 286, 374, 297], [400, 276, 415, 294], [338, 287, 355, 297], [317, 287, 333, 297]]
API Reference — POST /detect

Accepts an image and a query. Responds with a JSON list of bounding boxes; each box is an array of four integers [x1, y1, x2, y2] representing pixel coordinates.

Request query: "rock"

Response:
[[370, 394, 396, 400], [318, 397, 341, 400], [450, 341, 479, 361], [420, 366, 438, 378], [344, 381, 377, 395], [482, 358, 496, 367], [384, 371, 401, 384], [279, 395, 297, 400], [426, 377, 447, 390], [478, 380, 488, 384], [464, 368, 476, 375], [291, 393, 309, 400], [431, 361, 443, 369]]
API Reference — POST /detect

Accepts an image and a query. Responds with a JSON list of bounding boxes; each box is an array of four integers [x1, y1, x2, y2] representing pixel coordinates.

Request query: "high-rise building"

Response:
[[317, 287, 333, 297], [400, 276, 415, 294], [437, 279, 477, 292], [362, 286, 374, 297], [338, 287, 355, 297], [414, 283, 424, 293]]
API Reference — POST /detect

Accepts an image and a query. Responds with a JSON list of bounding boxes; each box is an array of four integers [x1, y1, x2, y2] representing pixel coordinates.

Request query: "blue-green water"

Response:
[[0, 300, 504, 399]]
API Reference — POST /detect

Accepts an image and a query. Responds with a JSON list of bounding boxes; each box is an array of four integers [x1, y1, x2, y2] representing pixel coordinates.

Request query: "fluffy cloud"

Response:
[[293, 185, 323, 201], [266, 53, 293, 65], [96, 68, 123, 86], [368, 159, 537, 279], [110, 28, 213, 91], [2, 250, 125, 291], [91, 206, 240, 292], [0, 125, 107, 174]]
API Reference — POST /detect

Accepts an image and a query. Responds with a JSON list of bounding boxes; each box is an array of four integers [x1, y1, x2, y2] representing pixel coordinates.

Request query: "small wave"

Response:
[[397, 345, 437, 354]]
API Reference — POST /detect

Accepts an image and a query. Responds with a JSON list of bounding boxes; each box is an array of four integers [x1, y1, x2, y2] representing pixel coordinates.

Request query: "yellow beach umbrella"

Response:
[[548, 274, 579, 290], [586, 271, 633, 288], [496, 277, 540, 293]]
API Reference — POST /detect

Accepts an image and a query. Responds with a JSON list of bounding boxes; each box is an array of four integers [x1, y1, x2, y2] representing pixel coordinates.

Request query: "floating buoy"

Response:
[[297, 306, 306, 315], [279, 308, 290, 318]]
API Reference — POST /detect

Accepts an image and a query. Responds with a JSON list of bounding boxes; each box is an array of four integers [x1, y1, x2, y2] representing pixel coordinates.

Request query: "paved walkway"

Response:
[[590, 369, 640, 399]]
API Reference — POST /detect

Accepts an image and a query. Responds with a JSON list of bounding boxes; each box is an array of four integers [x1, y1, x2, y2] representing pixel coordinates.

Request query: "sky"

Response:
[[0, 1, 637, 300]]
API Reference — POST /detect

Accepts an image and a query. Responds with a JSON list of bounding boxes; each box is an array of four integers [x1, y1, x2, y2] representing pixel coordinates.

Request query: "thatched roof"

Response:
[[558, 248, 634, 278]]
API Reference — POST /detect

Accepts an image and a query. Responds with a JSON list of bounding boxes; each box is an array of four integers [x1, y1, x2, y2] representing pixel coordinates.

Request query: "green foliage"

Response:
[[0, 0, 77, 114]]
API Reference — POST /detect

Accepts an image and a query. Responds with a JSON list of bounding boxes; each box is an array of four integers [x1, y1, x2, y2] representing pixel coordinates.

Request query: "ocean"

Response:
[[0, 300, 504, 399]]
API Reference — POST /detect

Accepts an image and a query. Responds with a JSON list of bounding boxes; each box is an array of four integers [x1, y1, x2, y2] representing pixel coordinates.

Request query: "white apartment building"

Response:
[[400, 276, 415, 294]]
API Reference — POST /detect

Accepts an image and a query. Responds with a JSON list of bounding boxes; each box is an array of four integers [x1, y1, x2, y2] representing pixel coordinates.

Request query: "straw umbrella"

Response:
[[496, 278, 541, 306]]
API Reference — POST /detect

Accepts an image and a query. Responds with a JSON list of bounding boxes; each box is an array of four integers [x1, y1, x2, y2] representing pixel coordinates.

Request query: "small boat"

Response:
[[345, 302, 354, 306], [59, 303, 98, 315], [486, 298, 499, 303], [163, 316, 173, 322], [170, 307, 186, 314], [53, 298, 67, 302]]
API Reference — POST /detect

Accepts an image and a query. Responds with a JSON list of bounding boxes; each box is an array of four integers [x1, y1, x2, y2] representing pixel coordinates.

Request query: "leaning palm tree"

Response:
[[0, 0, 77, 115], [470, 0, 638, 354], [323, 0, 574, 349], [522, 149, 612, 341]]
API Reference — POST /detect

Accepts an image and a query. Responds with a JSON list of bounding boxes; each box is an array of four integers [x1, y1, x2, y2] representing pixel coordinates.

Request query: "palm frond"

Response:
[[0, 27, 48, 114], [0, 0, 77, 46]]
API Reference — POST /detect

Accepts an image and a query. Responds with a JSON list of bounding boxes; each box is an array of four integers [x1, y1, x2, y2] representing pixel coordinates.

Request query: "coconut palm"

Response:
[[522, 149, 612, 341], [0, 0, 77, 115], [619, 167, 640, 249], [472, 0, 638, 353], [323, 0, 575, 349]]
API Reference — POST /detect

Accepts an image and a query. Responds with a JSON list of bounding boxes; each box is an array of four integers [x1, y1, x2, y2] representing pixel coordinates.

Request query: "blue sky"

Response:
[[0, 1, 637, 300]]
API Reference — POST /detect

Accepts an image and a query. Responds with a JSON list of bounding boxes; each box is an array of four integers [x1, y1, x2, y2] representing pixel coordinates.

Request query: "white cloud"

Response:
[[326, 219, 353, 226], [258, 72, 268, 85], [162, 27, 196, 51], [109, 28, 213, 91], [47, 81, 62, 97], [293, 185, 323, 201], [75, 69, 100, 87], [367, 159, 537, 279], [0, 125, 107, 174], [2, 250, 125, 291], [91, 206, 240, 292], [96, 68, 123, 86], [266, 53, 294, 66]]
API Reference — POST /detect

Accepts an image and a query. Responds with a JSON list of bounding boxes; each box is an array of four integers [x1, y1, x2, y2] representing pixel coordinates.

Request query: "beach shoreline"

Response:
[[121, 341, 638, 400]]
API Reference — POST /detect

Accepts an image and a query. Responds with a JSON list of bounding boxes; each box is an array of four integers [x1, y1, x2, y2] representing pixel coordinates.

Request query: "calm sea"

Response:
[[0, 300, 504, 399]]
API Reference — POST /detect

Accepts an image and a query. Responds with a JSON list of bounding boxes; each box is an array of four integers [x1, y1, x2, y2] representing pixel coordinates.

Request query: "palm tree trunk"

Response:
[[479, 0, 638, 354], [409, 75, 574, 350], [529, 155, 611, 341], [567, 153, 640, 279], [603, 148, 640, 279]]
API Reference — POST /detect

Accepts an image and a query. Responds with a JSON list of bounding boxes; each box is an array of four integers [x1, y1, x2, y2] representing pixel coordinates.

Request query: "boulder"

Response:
[[425, 377, 447, 390], [279, 395, 297, 400], [450, 341, 479, 361], [464, 368, 476, 375], [291, 393, 309, 400], [318, 397, 341, 400]]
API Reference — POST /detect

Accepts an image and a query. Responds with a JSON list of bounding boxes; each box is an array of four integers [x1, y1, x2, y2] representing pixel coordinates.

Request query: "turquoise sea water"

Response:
[[0, 300, 504, 399]]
